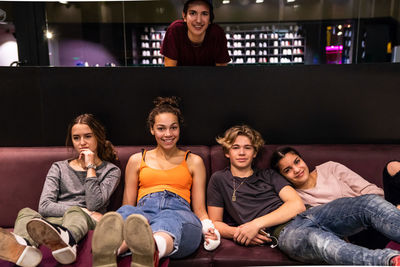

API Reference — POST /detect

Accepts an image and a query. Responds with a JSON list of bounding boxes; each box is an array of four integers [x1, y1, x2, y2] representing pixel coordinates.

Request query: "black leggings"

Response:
[[383, 161, 400, 206]]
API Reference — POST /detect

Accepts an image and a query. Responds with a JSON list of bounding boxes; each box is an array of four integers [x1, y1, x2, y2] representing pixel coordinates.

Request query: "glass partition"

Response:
[[0, 0, 399, 66]]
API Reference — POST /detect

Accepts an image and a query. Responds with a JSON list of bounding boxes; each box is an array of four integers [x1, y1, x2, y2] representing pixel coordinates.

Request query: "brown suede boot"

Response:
[[124, 214, 159, 267], [92, 212, 124, 267]]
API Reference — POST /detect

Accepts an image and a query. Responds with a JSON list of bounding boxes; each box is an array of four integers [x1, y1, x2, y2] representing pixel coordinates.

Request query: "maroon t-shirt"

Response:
[[161, 20, 231, 66]]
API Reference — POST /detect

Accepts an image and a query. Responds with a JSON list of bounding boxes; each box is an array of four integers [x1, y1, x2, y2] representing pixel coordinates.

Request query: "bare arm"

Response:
[[208, 205, 270, 246], [234, 185, 305, 246], [189, 154, 220, 245], [188, 153, 208, 220], [208, 206, 236, 238], [164, 56, 178, 67], [122, 153, 141, 206]]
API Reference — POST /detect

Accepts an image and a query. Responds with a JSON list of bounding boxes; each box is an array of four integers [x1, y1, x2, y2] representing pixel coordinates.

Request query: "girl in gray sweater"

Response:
[[0, 114, 121, 267]]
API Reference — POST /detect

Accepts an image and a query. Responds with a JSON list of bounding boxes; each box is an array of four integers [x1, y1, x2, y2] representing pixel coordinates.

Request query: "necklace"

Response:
[[232, 178, 247, 202]]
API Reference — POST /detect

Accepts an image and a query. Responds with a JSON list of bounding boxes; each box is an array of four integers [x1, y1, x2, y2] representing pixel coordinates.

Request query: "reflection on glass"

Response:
[[325, 24, 353, 64], [45, 2, 126, 67], [1, 0, 399, 66], [225, 23, 304, 64], [0, 4, 19, 66]]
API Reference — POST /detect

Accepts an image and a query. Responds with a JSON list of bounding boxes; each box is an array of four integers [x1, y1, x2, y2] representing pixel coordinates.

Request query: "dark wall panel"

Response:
[[0, 68, 43, 146], [0, 64, 399, 146]]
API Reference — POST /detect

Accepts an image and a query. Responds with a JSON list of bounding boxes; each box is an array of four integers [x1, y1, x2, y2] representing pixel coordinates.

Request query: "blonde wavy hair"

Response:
[[216, 125, 265, 154]]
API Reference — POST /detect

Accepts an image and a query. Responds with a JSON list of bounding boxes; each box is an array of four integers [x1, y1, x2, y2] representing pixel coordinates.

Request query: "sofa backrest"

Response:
[[0, 146, 210, 228], [1, 144, 399, 228], [0, 147, 74, 228]]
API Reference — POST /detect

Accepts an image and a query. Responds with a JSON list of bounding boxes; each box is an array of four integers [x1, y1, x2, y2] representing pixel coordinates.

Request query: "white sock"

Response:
[[154, 235, 167, 259]]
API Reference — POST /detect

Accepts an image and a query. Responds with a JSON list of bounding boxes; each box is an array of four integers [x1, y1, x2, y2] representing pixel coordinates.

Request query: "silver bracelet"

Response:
[[86, 163, 96, 170]]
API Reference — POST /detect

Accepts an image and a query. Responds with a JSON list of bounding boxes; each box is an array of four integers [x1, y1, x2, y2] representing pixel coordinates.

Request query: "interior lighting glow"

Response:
[[337, 31, 343, 36], [287, 0, 295, 2], [325, 45, 343, 52], [256, 0, 264, 3], [46, 31, 53, 39], [222, 0, 230, 3]]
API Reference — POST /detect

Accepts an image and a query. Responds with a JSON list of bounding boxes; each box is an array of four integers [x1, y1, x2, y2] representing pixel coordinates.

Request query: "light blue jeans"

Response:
[[279, 194, 400, 265], [117, 190, 202, 259]]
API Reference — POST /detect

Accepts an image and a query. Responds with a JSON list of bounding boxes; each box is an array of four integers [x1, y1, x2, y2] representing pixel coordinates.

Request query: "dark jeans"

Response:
[[383, 161, 400, 206]]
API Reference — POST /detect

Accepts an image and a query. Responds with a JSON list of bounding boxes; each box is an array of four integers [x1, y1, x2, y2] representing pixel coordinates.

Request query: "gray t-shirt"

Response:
[[207, 168, 290, 227], [38, 160, 121, 217]]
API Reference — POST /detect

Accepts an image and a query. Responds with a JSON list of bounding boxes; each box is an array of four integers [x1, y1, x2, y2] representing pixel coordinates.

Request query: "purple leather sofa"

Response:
[[1, 144, 400, 267]]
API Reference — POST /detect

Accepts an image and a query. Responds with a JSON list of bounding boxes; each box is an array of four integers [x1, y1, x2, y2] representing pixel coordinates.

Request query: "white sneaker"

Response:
[[26, 218, 77, 265], [0, 227, 42, 267]]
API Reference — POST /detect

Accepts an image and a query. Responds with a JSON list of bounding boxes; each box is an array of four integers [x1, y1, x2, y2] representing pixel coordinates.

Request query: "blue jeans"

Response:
[[117, 191, 202, 259], [279, 194, 400, 265]]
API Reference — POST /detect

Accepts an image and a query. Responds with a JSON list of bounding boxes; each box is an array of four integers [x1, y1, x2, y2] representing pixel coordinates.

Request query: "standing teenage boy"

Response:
[[161, 0, 230, 66]]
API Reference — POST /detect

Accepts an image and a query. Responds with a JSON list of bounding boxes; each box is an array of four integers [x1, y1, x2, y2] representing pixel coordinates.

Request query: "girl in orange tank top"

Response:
[[92, 97, 220, 267], [137, 150, 193, 203]]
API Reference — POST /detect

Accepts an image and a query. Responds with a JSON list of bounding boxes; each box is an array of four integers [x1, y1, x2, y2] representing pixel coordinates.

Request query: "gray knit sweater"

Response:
[[38, 160, 121, 217]]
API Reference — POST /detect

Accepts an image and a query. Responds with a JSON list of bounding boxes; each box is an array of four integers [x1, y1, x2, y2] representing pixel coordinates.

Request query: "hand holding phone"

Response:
[[258, 229, 278, 248]]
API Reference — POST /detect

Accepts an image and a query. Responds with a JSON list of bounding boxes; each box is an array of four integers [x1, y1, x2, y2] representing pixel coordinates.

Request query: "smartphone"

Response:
[[258, 229, 278, 248]]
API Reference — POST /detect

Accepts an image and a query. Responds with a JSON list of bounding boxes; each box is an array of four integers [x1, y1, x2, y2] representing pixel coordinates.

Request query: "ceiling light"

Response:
[[45, 31, 53, 39], [222, 0, 230, 4], [287, 0, 295, 2], [256, 0, 264, 3]]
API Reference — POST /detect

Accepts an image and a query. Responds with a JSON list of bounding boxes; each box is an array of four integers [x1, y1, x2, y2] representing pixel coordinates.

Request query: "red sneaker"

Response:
[[391, 255, 400, 266]]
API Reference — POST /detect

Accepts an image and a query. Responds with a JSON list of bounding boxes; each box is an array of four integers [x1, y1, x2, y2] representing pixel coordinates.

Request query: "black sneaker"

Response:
[[26, 218, 77, 264]]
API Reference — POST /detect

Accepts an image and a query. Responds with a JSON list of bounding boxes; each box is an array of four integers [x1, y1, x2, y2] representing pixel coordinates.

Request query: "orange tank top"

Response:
[[137, 150, 193, 203]]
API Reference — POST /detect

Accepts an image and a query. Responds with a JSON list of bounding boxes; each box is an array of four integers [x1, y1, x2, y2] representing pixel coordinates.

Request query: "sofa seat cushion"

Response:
[[386, 241, 400, 251], [0, 230, 171, 267], [211, 238, 300, 267]]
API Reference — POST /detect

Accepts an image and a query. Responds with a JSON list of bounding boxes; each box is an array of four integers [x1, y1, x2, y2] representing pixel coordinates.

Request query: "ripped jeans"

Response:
[[279, 194, 400, 265], [117, 190, 202, 259]]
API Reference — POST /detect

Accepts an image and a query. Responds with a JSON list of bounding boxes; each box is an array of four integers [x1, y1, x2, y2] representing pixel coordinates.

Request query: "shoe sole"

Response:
[[0, 228, 42, 267], [26, 219, 75, 264], [124, 214, 155, 267], [92, 212, 124, 267]]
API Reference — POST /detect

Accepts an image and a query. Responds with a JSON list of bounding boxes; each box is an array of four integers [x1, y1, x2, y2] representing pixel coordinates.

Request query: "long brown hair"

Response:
[[66, 114, 117, 162]]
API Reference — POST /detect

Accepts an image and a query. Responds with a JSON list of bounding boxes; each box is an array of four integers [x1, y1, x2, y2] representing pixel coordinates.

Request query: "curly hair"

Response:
[[147, 96, 184, 130], [216, 125, 265, 154]]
